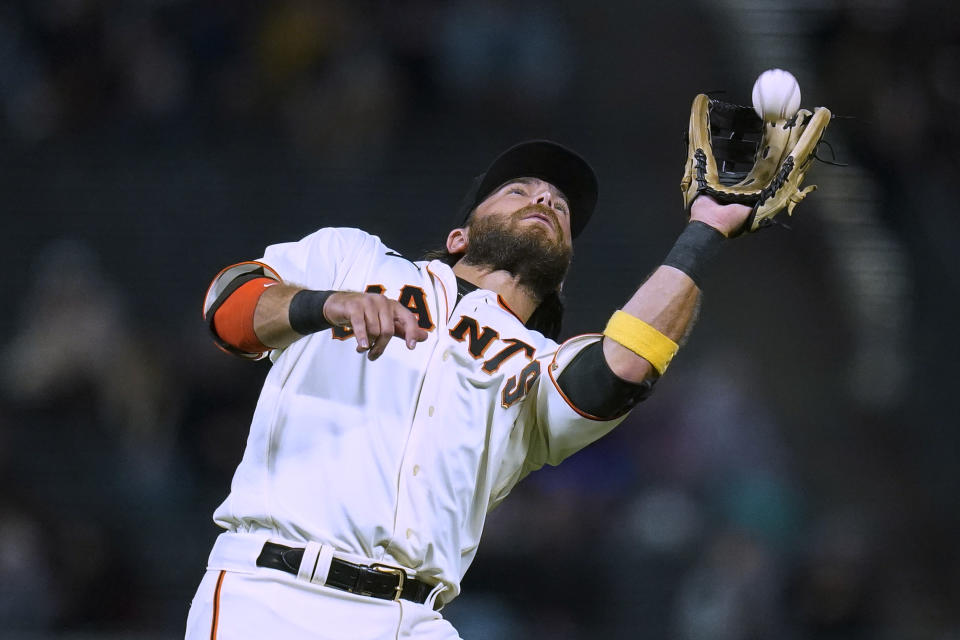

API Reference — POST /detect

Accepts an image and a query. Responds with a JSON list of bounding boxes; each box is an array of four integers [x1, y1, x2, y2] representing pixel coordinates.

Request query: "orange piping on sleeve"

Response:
[[546, 333, 629, 422]]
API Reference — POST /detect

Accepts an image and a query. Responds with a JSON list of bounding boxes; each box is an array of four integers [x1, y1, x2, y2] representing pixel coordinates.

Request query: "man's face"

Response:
[[457, 177, 574, 300], [472, 177, 574, 250]]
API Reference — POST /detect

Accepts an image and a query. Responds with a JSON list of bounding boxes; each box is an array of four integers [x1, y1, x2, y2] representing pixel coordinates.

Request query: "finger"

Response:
[[368, 307, 395, 360], [362, 304, 384, 359], [395, 317, 418, 350], [393, 303, 417, 349], [392, 308, 427, 349], [350, 307, 369, 351]]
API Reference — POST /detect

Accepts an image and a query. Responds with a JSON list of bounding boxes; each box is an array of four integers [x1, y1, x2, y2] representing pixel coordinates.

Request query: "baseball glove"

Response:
[[680, 93, 832, 234]]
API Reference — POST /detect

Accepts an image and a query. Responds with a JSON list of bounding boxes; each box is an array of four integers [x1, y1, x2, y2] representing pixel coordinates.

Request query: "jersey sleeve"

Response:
[[258, 226, 378, 290], [523, 334, 633, 470], [202, 227, 378, 319]]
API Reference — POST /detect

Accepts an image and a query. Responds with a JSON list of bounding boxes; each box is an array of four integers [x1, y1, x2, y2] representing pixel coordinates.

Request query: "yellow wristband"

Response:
[[603, 310, 679, 375]]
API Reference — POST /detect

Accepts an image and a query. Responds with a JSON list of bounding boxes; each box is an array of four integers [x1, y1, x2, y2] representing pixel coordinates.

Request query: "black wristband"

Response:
[[288, 290, 336, 335], [662, 221, 726, 287]]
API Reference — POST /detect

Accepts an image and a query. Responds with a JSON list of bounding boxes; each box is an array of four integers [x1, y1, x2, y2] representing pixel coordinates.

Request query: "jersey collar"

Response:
[[425, 260, 459, 324]]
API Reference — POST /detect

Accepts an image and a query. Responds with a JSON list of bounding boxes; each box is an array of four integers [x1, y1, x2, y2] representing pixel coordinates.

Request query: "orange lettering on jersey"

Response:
[[449, 315, 499, 359], [501, 360, 541, 408], [482, 338, 535, 374], [399, 285, 435, 331]]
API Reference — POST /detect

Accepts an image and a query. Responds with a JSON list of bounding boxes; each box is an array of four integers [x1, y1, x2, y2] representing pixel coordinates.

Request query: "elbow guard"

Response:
[[556, 341, 655, 419], [206, 274, 276, 357]]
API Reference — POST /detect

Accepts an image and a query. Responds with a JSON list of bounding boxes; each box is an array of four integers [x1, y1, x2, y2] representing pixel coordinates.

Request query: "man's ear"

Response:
[[446, 227, 468, 254]]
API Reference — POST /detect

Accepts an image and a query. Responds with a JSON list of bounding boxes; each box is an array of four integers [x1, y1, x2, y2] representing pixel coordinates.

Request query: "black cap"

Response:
[[457, 140, 598, 239]]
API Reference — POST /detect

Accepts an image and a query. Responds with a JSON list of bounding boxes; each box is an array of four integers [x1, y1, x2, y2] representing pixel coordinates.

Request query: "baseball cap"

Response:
[[458, 140, 598, 239]]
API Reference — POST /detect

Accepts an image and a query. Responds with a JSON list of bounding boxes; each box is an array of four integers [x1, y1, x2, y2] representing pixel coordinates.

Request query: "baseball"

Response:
[[751, 68, 801, 121]]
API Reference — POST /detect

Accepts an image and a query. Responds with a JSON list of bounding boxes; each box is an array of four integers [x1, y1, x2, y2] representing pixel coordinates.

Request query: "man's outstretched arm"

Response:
[[602, 195, 752, 384], [212, 283, 428, 361]]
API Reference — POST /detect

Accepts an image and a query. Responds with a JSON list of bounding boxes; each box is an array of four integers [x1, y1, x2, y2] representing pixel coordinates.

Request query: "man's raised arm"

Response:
[[602, 195, 752, 383]]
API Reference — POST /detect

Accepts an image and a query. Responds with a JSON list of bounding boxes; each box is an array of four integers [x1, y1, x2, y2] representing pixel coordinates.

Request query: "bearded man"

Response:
[[185, 140, 749, 639]]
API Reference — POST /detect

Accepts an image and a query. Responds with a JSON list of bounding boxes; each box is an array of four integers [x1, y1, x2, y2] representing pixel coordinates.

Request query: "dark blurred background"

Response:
[[2, 0, 958, 638]]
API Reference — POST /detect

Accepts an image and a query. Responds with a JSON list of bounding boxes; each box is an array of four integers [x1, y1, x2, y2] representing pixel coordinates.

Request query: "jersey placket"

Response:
[[382, 268, 456, 567]]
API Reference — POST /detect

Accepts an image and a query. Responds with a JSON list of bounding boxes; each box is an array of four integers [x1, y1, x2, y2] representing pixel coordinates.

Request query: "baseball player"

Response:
[[184, 140, 755, 639]]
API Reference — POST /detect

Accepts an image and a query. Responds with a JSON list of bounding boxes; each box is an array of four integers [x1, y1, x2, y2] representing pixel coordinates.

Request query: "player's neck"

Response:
[[451, 261, 539, 322]]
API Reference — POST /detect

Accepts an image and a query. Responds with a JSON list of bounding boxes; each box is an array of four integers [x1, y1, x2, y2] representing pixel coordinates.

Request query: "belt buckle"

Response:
[[369, 563, 405, 601]]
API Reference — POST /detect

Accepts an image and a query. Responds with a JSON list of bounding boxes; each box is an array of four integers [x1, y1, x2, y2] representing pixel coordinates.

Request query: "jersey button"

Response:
[[442, 352, 450, 361], [406, 528, 414, 539], [428, 406, 435, 417], [413, 465, 421, 476]]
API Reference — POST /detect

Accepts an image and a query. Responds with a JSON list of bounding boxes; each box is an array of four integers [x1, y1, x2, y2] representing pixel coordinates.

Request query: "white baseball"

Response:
[[751, 69, 801, 121]]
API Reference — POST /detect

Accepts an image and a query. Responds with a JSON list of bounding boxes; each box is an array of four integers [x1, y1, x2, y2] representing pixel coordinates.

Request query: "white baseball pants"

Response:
[[184, 533, 462, 640]]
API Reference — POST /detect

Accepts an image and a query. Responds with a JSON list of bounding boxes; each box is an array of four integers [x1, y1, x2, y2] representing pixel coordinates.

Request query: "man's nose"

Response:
[[533, 190, 553, 208]]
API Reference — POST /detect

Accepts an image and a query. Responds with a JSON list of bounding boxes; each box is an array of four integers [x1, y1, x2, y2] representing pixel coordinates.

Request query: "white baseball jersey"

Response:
[[202, 227, 629, 604]]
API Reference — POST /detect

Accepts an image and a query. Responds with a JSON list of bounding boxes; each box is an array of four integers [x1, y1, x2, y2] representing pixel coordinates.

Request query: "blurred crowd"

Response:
[[0, 0, 574, 152], [2, 0, 959, 638]]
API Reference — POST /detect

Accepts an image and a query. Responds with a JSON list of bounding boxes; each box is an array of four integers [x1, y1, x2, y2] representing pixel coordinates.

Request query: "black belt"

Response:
[[256, 542, 433, 605]]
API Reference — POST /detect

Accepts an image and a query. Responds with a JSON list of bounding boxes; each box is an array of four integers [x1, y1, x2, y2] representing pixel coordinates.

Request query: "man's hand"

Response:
[[323, 292, 429, 360], [689, 195, 753, 237]]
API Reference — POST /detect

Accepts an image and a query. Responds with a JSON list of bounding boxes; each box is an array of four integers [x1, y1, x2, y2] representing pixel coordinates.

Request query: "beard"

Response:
[[461, 205, 572, 301]]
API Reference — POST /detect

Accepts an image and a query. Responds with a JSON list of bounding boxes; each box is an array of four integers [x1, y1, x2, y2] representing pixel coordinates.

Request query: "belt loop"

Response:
[[426, 582, 448, 610], [310, 544, 335, 586], [296, 541, 322, 583]]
